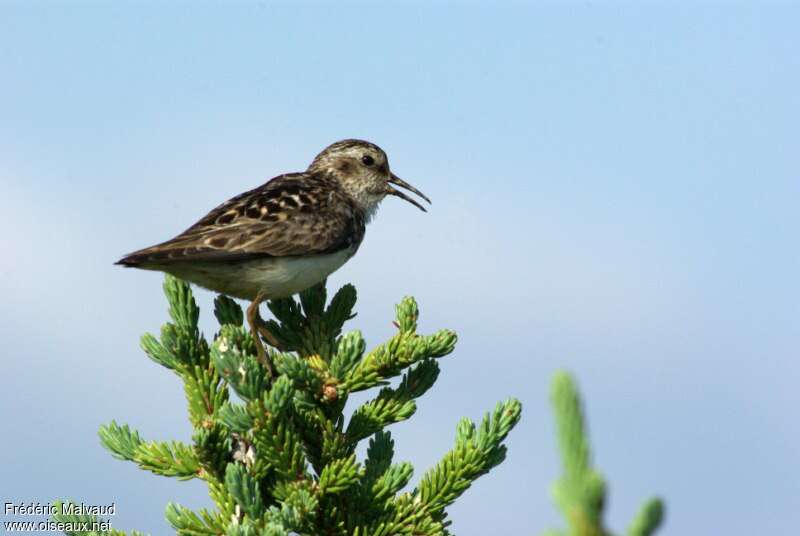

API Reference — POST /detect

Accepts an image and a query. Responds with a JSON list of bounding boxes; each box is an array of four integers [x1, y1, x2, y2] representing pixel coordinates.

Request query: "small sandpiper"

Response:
[[117, 139, 430, 374]]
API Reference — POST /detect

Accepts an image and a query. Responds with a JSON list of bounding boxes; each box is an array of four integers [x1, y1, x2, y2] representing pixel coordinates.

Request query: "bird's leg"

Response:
[[246, 293, 276, 379]]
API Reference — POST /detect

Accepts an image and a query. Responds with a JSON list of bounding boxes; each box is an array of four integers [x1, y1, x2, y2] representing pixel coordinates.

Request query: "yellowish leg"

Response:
[[246, 293, 277, 379]]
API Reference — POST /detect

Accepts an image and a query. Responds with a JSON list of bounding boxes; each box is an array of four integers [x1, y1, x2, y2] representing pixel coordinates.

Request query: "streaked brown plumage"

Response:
[[118, 172, 366, 270], [117, 139, 430, 374]]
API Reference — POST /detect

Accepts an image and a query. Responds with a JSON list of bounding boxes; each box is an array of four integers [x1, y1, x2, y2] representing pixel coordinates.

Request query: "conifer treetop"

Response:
[[56, 276, 521, 535]]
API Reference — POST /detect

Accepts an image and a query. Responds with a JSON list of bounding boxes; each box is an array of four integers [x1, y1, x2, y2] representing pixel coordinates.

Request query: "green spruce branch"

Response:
[[60, 276, 520, 535], [545, 372, 665, 536]]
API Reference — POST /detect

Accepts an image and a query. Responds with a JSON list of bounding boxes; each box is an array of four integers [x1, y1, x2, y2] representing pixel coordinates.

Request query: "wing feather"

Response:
[[117, 173, 364, 266]]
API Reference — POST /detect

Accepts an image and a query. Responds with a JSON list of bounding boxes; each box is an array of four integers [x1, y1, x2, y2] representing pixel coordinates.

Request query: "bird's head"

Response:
[[308, 139, 430, 219]]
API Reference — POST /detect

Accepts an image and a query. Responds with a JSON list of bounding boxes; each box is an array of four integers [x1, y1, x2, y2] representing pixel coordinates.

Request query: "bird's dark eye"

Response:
[[361, 155, 375, 166]]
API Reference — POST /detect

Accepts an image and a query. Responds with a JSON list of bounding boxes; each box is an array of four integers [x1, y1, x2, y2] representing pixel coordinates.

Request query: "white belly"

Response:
[[163, 248, 354, 300]]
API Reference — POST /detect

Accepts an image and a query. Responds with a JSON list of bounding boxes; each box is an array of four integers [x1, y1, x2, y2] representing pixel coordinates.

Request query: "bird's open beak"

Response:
[[386, 173, 431, 212]]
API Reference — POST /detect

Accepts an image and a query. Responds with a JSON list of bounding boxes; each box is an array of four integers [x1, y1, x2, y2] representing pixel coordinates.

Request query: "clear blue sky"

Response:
[[1, 2, 798, 534]]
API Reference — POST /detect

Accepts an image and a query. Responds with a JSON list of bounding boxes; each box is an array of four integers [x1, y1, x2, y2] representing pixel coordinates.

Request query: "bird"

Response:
[[117, 139, 430, 375]]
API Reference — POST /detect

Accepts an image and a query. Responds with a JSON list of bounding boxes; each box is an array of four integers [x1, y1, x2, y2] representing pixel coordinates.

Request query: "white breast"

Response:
[[164, 248, 355, 300]]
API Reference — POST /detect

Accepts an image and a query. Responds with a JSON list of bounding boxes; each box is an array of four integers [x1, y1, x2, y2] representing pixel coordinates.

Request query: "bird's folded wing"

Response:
[[117, 174, 362, 266]]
